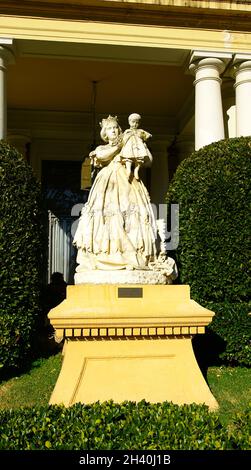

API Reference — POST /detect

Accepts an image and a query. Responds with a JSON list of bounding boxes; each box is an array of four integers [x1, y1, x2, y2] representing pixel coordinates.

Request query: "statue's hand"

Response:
[[90, 155, 102, 168], [141, 130, 152, 140]]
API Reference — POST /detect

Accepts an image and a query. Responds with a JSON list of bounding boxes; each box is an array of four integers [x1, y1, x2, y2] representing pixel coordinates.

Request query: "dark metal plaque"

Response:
[[118, 287, 143, 298]]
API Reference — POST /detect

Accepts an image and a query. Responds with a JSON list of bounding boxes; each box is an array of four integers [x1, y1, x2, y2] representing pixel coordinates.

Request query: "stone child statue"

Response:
[[121, 113, 153, 180]]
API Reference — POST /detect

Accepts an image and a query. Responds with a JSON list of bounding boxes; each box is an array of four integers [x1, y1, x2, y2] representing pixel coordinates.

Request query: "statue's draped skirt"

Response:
[[74, 158, 157, 270]]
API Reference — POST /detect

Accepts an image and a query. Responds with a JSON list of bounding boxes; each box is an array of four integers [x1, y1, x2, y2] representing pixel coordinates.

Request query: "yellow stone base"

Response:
[[50, 337, 218, 409], [48, 284, 218, 410]]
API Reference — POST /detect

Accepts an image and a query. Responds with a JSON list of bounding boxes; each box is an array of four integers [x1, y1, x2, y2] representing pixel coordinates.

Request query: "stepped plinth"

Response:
[[48, 284, 218, 410]]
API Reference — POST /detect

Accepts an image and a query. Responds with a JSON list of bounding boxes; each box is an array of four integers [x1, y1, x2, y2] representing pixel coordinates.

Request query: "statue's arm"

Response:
[[139, 129, 152, 141], [89, 144, 121, 166]]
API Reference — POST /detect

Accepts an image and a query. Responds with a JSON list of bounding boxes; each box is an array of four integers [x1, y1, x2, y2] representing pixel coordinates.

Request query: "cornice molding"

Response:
[[0, 1, 251, 32]]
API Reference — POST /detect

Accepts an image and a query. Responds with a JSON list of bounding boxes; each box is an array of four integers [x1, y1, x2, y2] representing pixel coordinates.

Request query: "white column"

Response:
[[0, 44, 15, 140], [189, 52, 231, 150], [0, 49, 8, 139], [222, 78, 236, 139], [226, 105, 236, 138], [234, 55, 251, 137]]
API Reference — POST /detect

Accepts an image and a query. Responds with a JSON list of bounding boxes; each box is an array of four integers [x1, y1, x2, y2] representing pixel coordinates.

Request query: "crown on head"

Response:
[[99, 115, 118, 128]]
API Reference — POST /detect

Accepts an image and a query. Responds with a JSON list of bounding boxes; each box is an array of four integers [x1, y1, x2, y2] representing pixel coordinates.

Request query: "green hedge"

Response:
[[166, 137, 251, 365], [230, 404, 251, 450], [1, 401, 250, 450], [208, 302, 251, 366], [0, 141, 45, 370]]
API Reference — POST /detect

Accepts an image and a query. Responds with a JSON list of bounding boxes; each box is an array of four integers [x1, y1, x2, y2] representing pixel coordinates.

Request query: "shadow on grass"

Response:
[[192, 328, 226, 379]]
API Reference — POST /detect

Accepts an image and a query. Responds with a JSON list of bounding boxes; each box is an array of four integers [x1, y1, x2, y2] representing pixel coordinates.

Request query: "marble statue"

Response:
[[73, 115, 177, 284], [120, 113, 153, 180]]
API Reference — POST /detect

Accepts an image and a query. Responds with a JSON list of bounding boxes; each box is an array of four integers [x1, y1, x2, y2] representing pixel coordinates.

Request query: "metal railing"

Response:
[[47, 211, 77, 284]]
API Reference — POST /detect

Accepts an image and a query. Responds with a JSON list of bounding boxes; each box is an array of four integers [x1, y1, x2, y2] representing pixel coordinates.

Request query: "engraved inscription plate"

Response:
[[118, 287, 143, 298]]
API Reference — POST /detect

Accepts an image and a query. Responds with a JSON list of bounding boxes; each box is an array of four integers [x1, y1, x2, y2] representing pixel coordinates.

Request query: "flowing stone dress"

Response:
[[73, 145, 157, 272]]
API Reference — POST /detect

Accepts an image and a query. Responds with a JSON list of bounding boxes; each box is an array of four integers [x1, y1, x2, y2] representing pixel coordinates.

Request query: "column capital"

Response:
[[233, 53, 251, 65], [233, 57, 251, 88], [0, 38, 16, 65], [189, 50, 232, 76], [229, 54, 251, 78]]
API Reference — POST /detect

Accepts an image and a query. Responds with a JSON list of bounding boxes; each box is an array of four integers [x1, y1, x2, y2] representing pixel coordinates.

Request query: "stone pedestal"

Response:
[[48, 284, 218, 410], [75, 269, 172, 285]]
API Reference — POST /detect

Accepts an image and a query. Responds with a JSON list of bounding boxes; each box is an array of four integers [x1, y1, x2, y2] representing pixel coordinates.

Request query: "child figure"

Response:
[[121, 113, 153, 180]]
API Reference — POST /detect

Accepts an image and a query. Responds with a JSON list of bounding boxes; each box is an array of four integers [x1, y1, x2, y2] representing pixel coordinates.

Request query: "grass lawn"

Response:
[[0, 350, 250, 430], [207, 366, 251, 426], [0, 353, 62, 409]]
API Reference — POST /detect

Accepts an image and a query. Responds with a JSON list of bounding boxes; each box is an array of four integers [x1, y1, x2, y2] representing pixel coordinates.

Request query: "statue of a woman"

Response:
[[73, 115, 177, 283]]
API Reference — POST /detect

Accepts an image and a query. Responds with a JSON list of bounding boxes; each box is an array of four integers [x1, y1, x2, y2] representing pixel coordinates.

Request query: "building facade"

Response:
[[0, 0, 250, 280]]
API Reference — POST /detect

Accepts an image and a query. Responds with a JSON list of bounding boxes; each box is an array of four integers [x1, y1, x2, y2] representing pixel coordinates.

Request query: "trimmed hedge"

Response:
[[1, 400, 250, 450], [0, 141, 45, 370], [166, 137, 251, 365], [230, 404, 251, 450], [208, 302, 251, 366]]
